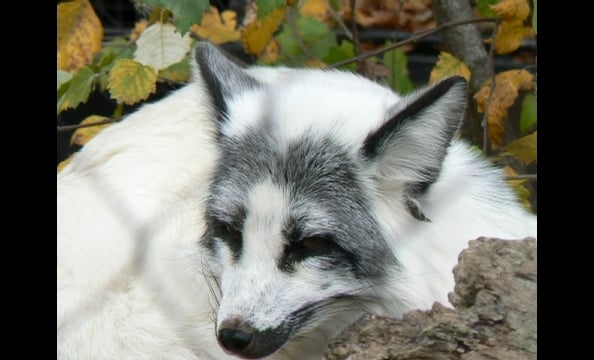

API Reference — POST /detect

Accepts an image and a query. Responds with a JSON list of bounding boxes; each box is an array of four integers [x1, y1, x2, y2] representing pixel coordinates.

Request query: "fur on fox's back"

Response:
[[57, 43, 536, 359]]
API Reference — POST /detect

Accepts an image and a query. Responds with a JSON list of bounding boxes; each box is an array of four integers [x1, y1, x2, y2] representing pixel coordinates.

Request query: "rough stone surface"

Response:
[[324, 237, 537, 360]]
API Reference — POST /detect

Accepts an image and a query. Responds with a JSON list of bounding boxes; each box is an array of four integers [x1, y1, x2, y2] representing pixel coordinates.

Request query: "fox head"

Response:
[[195, 42, 467, 359]]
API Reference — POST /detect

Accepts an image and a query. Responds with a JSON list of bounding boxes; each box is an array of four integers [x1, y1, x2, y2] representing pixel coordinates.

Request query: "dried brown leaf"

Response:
[[493, 20, 534, 54], [474, 70, 534, 147]]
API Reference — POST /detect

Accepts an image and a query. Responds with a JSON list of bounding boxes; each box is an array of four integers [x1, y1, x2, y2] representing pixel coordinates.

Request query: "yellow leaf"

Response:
[[502, 165, 532, 211], [242, 7, 286, 55], [130, 20, 149, 42], [108, 59, 158, 105], [428, 52, 471, 84], [57, 155, 73, 173], [490, 0, 531, 21], [57, 0, 103, 72], [502, 131, 537, 165], [304, 59, 327, 68], [474, 70, 534, 147], [494, 20, 534, 54], [70, 115, 111, 147], [299, 0, 329, 21], [191, 7, 241, 44], [260, 39, 280, 63]]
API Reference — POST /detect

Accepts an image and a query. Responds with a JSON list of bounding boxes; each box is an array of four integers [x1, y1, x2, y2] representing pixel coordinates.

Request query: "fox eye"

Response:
[[290, 235, 341, 259], [300, 237, 330, 252], [279, 234, 356, 272], [212, 221, 242, 259]]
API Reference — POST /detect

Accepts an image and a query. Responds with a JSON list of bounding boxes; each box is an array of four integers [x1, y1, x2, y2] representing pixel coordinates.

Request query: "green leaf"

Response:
[[323, 41, 356, 71], [532, 0, 537, 33], [476, 0, 499, 17], [107, 59, 158, 105], [159, 56, 191, 83], [502, 131, 537, 165], [276, 29, 299, 59], [257, 0, 286, 19], [139, 0, 210, 35], [300, 18, 335, 59], [57, 70, 73, 91], [520, 93, 537, 134], [134, 23, 192, 70], [328, 0, 340, 11], [57, 66, 96, 113], [276, 16, 335, 63], [383, 45, 414, 95], [96, 37, 134, 70]]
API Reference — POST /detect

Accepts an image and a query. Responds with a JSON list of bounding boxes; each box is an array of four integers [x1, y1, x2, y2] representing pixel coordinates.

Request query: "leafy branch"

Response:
[[57, 0, 536, 212]]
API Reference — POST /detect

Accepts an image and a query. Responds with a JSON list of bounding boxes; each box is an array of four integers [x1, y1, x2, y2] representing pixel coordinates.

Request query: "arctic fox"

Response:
[[57, 42, 537, 359]]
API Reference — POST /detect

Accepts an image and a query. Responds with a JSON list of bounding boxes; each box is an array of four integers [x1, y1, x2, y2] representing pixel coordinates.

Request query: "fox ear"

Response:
[[362, 76, 468, 221], [194, 42, 260, 123]]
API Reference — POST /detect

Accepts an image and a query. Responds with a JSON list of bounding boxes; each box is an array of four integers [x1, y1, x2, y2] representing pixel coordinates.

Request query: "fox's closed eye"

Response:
[[214, 221, 242, 239], [212, 221, 243, 257], [287, 235, 345, 261], [301, 237, 326, 251]]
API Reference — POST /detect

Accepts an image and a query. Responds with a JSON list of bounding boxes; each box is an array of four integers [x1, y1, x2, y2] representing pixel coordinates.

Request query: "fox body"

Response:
[[57, 43, 536, 359]]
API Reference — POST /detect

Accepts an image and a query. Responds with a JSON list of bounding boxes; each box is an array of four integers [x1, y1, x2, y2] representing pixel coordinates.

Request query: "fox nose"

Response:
[[218, 326, 254, 353]]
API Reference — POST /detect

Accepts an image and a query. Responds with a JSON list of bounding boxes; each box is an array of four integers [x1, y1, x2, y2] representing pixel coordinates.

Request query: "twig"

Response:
[[350, 0, 361, 56], [329, 17, 498, 69], [482, 21, 499, 155], [57, 117, 123, 132], [325, 0, 352, 40], [504, 175, 537, 181], [286, 6, 318, 62]]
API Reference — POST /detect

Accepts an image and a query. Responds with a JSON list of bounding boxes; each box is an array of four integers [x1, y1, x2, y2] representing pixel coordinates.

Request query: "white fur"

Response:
[[367, 142, 537, 315], [57, 58, 536, 359], [222, 69, 400, 153]]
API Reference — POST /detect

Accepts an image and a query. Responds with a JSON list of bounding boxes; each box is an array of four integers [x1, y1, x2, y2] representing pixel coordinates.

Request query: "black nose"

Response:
[[218, 327, 254, 353]]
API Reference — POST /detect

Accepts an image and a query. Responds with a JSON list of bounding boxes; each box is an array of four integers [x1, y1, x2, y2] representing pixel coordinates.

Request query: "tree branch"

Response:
[[433, 0, 495, 147], [504, 175, 537, 181], [57, 117, 122, 132], [329, 17, 497, 69], [325, 0, 352, 40], [286, 6, 318, 62], [482, 22, 498, 154]]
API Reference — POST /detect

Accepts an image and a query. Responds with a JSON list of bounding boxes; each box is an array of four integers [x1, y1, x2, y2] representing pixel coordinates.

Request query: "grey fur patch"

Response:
[[201, 126, 399, 279]]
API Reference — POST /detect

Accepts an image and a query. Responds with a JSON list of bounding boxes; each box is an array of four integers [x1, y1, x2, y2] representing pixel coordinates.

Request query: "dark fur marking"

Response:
[[194, 42, 259, 128], [362, 76, 466, 199], [362, 76, 466, 159], [405, 197, 431, 222], [201, 130, 399, 278]]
